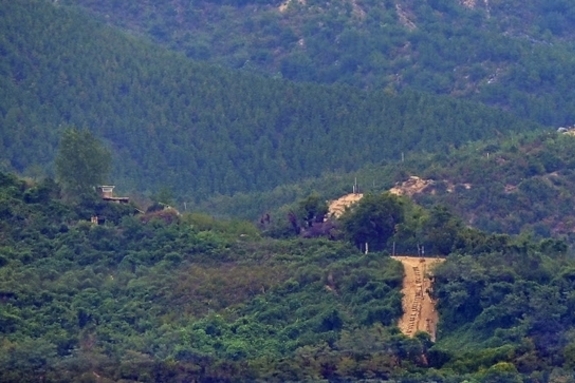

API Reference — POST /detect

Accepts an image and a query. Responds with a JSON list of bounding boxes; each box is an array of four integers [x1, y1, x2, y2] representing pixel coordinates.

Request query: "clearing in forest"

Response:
[[391, 256, 445, 341]]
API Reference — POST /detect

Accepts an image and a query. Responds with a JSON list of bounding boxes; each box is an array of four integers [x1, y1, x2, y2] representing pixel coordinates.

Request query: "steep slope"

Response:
[[61, 0, 575, 126], [392, 256, 445, 341], [0, 0, 543, 201]]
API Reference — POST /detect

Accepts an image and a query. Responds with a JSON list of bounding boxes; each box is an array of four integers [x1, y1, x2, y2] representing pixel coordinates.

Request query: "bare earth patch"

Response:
[[328, 192, 446, 340], [391, 256, 445, 341], [389, 176, 433, 196], [395, 3, 417, 31], [327, 193, 363, 218]]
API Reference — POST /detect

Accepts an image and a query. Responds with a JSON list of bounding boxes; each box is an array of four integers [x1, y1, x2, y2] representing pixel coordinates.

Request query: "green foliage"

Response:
[[341, 193, 404, 251], [298, 193, 328, 228], [422, 206, 464, 255], [55, 127, 111, 197], [0, 0, 544, 204], [60, 0, 575, 129], [0, 171, 410, 381], [181, 212, 260, 240], [433, 246, 575, 379], [198, 131, 575, 249], [2, 169, 575, 382]]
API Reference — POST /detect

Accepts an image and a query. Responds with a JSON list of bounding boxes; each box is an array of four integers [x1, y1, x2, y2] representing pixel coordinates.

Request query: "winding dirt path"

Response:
[[391, 256, 445, 341]]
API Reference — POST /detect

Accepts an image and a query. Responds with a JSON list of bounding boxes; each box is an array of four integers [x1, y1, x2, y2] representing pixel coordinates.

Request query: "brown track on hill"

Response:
[[391, 256, 445, 341], [327, 193, 446, 340]]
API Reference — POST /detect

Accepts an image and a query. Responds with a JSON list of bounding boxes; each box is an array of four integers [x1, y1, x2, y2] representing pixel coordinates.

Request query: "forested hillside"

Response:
[[0, 0, 542, 201], [6, 0, 575, 381], [2, 171, 575, 382], [196, 130, 575, 246], [61, 0, 575, 126]]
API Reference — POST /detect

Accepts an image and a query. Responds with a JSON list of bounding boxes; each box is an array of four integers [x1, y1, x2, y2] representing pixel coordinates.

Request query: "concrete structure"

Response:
[[96, 185, 129, 203]]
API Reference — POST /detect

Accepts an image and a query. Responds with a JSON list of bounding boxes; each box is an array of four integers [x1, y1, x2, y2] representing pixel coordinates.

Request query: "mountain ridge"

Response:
[[59, 0, 575, 126]]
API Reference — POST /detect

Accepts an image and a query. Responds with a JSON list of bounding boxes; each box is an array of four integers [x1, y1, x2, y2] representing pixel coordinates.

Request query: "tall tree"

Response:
[[422, 206, 463, 255], [341, 193, 404, 252], [298, 193, 328, 228], [55, 127, 111, 197]]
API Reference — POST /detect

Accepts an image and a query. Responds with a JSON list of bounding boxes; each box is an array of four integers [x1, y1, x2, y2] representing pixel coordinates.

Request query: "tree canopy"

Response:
[[1, 169, 575, 382], [341, 193, 404, 252], [55, 127, 111, 197], [0, 0, 544, 203]]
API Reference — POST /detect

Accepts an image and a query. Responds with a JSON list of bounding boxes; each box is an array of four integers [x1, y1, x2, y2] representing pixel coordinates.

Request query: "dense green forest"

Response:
[[0, 0, 544, 202], [2, 170, 575, 382], [61, 0, 575, 126], [4, 0, 575, 381]]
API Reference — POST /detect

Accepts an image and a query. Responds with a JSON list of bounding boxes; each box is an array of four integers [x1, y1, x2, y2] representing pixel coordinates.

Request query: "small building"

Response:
[[96, 185, 129, 203]]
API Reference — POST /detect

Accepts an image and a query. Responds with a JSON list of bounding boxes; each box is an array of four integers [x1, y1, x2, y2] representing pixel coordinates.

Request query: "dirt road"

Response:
[[391, 256, 445, 341]]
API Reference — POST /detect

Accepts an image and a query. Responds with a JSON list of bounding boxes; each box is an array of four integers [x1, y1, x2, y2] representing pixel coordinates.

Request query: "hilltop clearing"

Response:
[[389, 176, 472, 196], [198, 130, 575, 247], [389, 176, 434, 196], [327, 192, 363, 218], [326, 176, 467, 217]]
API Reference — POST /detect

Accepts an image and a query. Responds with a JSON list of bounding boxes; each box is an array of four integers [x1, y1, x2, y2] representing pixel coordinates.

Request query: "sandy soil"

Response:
[[391, 256, 445, 341], [327, 192, 446, 341], [327, 193, 363, 218], [389, 176, 433, 197]]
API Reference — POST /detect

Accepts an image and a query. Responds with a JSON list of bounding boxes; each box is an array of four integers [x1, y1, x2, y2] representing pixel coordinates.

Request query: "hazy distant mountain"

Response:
[[62, 0, 575, 126]]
